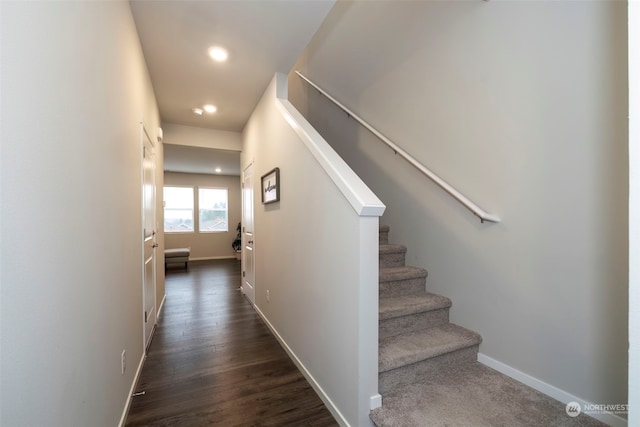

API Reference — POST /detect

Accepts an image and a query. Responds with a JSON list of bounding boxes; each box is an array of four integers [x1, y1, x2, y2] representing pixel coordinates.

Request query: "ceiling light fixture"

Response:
[[203, 104, 217, 114], [192, 107, 203, 116], [208, 46, 228, 62], [215, 167, 222, 173]]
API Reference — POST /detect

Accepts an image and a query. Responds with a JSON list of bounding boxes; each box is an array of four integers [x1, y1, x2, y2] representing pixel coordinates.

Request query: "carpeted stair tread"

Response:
[[379, 323, 482, 373], [379, 224, 390, 233], [379, 244, 408, 268], [379, 244, 406, 254], [379, 266, 427, 282], [379, 293, 451, 320]]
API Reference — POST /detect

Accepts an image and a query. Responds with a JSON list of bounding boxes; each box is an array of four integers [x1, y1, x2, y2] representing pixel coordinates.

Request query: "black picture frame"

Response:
[[261, 167, 280, 204]]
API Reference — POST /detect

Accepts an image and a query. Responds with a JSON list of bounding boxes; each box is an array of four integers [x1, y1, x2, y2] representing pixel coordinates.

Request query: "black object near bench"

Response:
[[164, 247, 191, 270]]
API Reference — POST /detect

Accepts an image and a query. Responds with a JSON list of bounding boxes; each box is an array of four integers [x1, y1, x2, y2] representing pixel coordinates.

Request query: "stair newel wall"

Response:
[[357, 217, 383, 416], [243, 74, 385, 427]]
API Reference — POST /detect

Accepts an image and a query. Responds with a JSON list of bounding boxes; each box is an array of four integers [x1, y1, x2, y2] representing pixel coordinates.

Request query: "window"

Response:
[[199, 188, 228, 232], [164, 186, 194, 232]]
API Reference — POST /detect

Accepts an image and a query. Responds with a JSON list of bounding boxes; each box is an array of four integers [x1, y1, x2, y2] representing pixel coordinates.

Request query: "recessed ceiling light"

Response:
[[208, 46, 228, 62], [215, 167, 222, 173], [203, 104, 217, 114], [192, 107, 203, 116]]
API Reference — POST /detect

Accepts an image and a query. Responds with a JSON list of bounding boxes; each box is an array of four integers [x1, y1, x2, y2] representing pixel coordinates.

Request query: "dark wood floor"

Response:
[[125, 259, 338, 426]]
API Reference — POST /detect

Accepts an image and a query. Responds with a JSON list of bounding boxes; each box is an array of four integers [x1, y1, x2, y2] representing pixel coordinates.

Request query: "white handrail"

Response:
[[296, 71, 500, 224]]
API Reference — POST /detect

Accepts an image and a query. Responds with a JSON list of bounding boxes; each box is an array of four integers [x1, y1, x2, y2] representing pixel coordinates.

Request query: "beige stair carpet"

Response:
[[371, 362, 606, 427]]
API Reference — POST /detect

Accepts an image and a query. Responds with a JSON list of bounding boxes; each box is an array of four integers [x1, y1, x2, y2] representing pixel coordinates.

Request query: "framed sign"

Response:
[[261, 167, 280, 204]]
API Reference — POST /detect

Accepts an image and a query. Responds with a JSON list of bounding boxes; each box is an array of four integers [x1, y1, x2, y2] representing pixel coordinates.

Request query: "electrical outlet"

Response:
[[121, 350, 126, 375], [266, 290, 270, 302]]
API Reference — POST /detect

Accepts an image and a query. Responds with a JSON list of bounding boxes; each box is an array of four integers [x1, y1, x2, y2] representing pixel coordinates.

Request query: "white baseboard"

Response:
[[478, 353, 627, 427], [370, 394, 382, 410], [118, 352, 146, 427], [253, 305, 350, 426], [189, 256, 236, 261], [157, 294, 166, 320]]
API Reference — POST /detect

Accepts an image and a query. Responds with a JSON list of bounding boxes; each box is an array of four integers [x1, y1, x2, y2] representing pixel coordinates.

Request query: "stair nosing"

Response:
[[379, 293, 451, 320], [379, 323, 482, 373], [379, 266, 427, 282]]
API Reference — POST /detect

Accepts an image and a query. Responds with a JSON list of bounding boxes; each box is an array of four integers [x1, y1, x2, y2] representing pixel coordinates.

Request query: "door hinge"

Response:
[[243, 271, 245, 277], [144, 311, 148, 323]]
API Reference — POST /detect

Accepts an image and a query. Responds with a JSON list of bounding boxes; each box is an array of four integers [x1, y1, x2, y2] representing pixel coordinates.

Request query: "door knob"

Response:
[[248, 240, 254, 244], [152, 243, 159, 248]]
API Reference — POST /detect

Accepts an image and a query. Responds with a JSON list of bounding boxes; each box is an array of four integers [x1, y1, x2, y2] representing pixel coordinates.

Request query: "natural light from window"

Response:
[[164, 186, 194, 232], [199, 188, 228, 232]]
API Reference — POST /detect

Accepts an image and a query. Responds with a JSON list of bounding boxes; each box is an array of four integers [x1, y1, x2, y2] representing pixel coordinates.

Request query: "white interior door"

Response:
[[241, 163, 255, 305], [142, 127, 157, 350]]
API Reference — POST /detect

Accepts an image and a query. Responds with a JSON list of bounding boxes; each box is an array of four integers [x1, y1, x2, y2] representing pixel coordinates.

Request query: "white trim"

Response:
[[478, 353, 627, 427], [197, 186, 229, 233], [274, 73, 385, 218], [189, 256, 236, 261], [254, 304, 350, 427], [370, 394, 382, 410], [118, 352, 146, 427], [140, 122, 158, 357], [156, 294, 166, 320]]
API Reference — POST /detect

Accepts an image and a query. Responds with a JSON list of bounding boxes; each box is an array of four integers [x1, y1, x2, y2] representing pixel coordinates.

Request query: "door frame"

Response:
[[141, 124, 157, 351], [241, 161, 255, 305]]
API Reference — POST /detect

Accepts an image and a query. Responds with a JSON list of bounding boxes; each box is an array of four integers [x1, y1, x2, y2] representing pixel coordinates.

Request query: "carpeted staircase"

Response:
[[376, 225, 482, 395], [370, 225, 606, 427]]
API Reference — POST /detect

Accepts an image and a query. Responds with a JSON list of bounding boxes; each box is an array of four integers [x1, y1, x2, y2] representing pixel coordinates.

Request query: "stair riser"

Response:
[[379, 309, 449, 339], [379, 231, 389, 245], [379, 345, 479, 394], [379, 225, 390, 245], [379, 252, 406, 268], [379, 277, 426, 297]]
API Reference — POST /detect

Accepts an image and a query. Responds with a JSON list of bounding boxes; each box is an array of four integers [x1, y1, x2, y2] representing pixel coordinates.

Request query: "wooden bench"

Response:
[[164, 247, 191, 270]]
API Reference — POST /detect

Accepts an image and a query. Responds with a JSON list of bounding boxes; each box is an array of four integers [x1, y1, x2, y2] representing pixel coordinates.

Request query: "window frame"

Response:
[[197, 186, 229, 234], [163, 185, 195, 234]]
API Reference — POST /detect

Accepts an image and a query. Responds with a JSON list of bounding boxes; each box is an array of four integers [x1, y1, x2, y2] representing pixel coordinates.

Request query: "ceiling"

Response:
[[130, 0, 334, 175]]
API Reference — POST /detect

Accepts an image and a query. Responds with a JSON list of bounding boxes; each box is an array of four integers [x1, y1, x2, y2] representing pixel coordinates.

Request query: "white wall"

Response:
[[629, 1, 639, 424], [0, 2, 161, 425], [242, 74, 382, 426], [290, 0, 628, 418], [162, 123, 242, 151], [164, 172, 241, 260]]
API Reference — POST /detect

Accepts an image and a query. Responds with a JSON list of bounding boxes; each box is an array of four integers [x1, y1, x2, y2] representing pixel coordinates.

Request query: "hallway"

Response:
[[125, 259, 337, 426]]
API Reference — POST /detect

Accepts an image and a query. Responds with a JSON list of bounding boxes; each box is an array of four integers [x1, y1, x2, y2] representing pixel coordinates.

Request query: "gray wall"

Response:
[[162, 123, 242, 151], [1, 2, 161, 425], [290, 0, 628, 410]]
